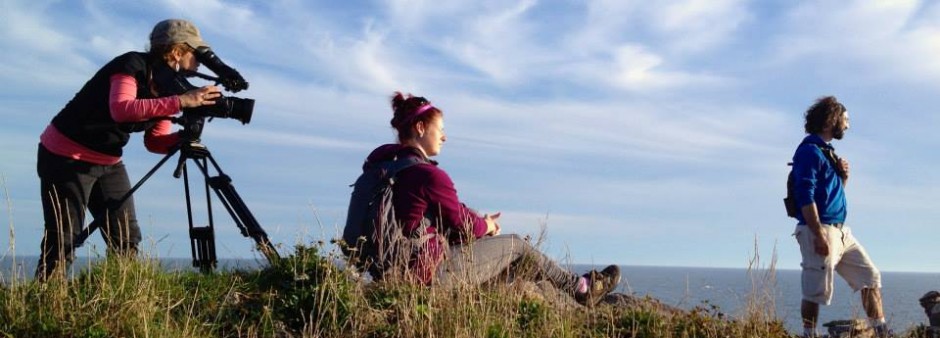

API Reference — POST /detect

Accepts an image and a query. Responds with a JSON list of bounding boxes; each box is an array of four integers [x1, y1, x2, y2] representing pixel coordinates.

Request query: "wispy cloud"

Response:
[[0, 2, 71, 53], [206, 126, 373, 151], [646, 0, 751, 53], [573, 0, 750, 54], [0, 2, 94, 88], [439, 93, 787, 167], [606, 44, 728, 91], [768, 0, 940, 86]]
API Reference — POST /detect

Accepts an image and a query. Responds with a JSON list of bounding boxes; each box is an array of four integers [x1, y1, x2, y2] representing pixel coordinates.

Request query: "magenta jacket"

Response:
[[365, 144, 488, 284]]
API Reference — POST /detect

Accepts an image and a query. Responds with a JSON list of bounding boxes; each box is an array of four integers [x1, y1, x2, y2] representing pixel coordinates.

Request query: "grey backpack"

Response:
[[342, 155, 428, 278]]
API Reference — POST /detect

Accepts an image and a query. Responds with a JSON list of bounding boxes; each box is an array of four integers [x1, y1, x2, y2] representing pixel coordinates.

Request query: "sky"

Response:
[[2, 0, 940, 273]]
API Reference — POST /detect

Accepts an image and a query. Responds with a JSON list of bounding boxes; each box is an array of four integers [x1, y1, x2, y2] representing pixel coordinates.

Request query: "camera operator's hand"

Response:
[[178, 85, 221, 108]]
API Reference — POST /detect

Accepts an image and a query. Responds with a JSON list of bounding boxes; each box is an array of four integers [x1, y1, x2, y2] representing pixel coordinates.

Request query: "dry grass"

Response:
[[0, 235, 806, 338], [0, 187, 927, 337]]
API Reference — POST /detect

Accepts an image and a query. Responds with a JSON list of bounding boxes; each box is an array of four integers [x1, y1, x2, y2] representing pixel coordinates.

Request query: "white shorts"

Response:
[[793, 224, 881, 305]]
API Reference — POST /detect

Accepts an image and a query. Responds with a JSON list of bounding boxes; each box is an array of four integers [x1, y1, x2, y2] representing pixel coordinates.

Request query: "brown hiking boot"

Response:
[[576, 265, 621, 306]]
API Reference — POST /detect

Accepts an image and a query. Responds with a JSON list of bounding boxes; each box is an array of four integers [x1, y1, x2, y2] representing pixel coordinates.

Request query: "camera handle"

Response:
[[91, 139, 280, 272]]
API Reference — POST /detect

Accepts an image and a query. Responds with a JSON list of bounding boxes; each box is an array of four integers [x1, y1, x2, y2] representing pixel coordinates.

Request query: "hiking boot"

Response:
[[575, 265, 621, 306]]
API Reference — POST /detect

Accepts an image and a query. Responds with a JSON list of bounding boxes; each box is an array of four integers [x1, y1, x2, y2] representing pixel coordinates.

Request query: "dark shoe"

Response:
[[873, 324, 894, 338], [575, 265, 621, 306]]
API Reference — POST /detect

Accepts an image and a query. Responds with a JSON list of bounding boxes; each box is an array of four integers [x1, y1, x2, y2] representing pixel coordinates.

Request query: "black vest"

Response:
[[50, 52, 169, 157]]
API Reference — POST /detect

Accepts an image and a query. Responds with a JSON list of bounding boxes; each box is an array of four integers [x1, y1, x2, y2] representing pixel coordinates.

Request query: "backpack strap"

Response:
[[366, 155, 433, 279], [387, 156, 427, 177], [785, 141, 846, 218], [801, 141, 845, 179]]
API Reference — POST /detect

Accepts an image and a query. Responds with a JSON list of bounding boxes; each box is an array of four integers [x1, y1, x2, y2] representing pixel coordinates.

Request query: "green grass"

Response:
[[0, 241, 786, 338], [0, 241, 935, 337]]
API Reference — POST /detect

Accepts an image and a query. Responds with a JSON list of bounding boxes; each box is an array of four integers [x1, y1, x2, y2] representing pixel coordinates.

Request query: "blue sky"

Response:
[[2, 0, 940, 273]]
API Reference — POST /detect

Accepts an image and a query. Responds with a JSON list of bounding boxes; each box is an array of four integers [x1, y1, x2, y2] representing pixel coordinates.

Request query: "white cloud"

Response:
[[575, 0, 749, 54], [205, 126, 373, 152], [0, 2, 70, 54], [769, 0, 940, 86], [293, 20, 409, 94], [606, 44, 726, 91], [440, 0, 539, 83], [650, 0, 750, 52], [383, 0, 473, 31], [441, 94, 785, 166], [372, 0, 744, 94], [346, 23, 405, 92], [161, 0, 258, 32], [574, 0, 640, 52], [553, 1, 744, 93], [0, 2, 95, 89]]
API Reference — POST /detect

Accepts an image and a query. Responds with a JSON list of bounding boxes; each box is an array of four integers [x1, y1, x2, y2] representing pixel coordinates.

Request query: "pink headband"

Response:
[[414, 103, 434, 116], [394, 103, 436, 129]]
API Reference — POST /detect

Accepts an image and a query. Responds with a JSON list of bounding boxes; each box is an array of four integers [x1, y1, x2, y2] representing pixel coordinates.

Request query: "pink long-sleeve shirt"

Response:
[[41, 73, 180, 165]]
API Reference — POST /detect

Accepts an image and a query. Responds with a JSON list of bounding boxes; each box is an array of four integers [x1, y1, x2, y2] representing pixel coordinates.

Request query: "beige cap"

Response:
[[149, 19, 209, 49]]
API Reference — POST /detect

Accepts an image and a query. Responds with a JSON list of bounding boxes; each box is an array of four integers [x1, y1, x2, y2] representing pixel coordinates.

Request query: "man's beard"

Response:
[[833, 127, 846, 140]]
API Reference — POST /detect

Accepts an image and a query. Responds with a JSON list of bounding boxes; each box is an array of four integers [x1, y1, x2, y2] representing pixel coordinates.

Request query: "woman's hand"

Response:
[[484, 212, 502, 236], [178, 85, 221, 108]]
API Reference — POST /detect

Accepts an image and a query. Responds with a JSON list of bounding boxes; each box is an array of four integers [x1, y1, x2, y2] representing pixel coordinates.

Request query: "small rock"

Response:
[[823, 319, 872, 338]]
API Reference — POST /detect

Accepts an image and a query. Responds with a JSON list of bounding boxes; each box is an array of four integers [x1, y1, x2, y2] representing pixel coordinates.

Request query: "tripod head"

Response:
[[172, 113, 207, 143], [161, 114, 211, 179]]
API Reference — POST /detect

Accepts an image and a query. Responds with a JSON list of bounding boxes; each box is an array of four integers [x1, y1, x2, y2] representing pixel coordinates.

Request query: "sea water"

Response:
[[577, 265, 940, 333]]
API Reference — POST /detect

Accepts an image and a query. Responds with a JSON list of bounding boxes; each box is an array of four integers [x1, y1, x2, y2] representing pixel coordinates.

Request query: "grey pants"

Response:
[[434, 234, 581, 293], [36, 144, 141, 279]]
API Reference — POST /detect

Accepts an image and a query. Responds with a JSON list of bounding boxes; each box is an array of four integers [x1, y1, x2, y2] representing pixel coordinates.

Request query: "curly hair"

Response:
[[804, 96, 847, 135]]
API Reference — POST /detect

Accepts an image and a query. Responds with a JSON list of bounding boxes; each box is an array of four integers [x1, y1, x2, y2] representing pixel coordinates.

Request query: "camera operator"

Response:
[[35, 19, 221, 280]]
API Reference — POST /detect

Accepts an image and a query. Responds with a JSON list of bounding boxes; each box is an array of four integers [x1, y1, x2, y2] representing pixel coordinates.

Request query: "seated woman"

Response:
[[358, 92, 621, 306]]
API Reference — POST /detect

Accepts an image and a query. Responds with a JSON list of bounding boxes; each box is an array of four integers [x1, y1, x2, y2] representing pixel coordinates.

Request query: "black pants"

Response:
[[434, 234, 581, 294], [36, 144, 141, 279]]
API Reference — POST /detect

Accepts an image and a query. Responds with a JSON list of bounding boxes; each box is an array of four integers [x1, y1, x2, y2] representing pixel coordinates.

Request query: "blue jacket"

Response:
[[792, 134, 846, 225]]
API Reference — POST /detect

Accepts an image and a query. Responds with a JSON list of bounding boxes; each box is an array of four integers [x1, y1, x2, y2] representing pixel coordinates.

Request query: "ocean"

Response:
[[582, 265, 940, 333], [2, 257, 937, 333]]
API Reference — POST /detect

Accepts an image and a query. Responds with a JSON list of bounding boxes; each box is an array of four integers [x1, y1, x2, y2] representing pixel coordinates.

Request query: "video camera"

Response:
[[183, 46, 254, 124], [155, 46, 255, 128]]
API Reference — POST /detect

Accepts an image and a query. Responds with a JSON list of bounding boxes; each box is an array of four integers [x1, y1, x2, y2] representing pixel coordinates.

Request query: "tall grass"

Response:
[[742, 236, 780, 329], [0, 187, 927, 337], [1, 175, 17, 282], [0, 238, 806, 338]]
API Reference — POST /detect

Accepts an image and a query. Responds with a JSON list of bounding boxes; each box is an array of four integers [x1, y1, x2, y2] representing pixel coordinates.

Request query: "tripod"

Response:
[[112, 115, 280, 271]]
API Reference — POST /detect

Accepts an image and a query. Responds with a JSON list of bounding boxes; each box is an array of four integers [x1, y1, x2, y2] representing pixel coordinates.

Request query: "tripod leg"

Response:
[[211, 175, 280, 264], [191, 153, 280, 265], [183, 158, 218, 271], [75, 147, 182, 245]]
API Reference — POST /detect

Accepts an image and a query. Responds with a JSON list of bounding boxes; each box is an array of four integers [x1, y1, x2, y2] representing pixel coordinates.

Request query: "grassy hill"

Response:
[[0, 242, 810, 338]]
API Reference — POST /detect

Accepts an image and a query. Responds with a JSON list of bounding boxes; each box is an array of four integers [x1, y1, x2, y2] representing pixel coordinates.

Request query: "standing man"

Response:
[[791, 96, 890, 337]]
